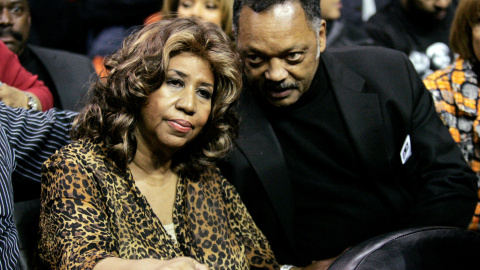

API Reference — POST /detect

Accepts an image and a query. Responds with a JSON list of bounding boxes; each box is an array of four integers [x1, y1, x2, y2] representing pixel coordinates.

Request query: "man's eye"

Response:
[[10, 6, 24, 14], [197, 89, 212, 99], [286, 52, 303, 62], [246, 55, 263, 65]]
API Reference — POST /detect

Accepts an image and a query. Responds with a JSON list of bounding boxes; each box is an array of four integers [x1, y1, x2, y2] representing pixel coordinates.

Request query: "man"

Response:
[[218, 0, 478, 268], [0, 102, 75, 269], [364, 0, 456, 78], [0, 0, 95, 111], [342, 0, 391, 26], [0, 36, 76, 268]]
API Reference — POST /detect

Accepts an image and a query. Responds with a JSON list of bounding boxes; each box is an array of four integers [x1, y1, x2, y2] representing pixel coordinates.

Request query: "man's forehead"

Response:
[[237, 3, 309, 34], [238, 1, 302, 23], [1, 0, 28, 5], [236, 3, 316, 51]]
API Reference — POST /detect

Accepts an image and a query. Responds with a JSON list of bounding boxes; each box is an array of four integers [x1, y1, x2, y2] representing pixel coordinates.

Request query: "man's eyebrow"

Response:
[[243, 45, 309, 56], [9, 0, 25, 5]]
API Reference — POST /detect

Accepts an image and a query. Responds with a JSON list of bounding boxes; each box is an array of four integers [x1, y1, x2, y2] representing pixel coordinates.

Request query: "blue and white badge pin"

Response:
[[400, 135, 411, 164]]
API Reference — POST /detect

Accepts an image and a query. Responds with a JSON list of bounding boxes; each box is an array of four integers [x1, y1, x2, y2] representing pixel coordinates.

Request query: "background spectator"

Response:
[[157, 0, 234, 40], [365, 0, 457, 78], [342, 0, 391, 26], [0, 0, 95, 111], [322, 0, 373, 49], [423, 0, 480, 231]]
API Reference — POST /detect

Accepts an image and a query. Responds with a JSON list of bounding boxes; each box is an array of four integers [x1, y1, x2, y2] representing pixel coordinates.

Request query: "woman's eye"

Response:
[[167, 78, 184, 88], [180, 1, 192, 8], [206, 2, 218, 9], [197, 89, 212, 99]]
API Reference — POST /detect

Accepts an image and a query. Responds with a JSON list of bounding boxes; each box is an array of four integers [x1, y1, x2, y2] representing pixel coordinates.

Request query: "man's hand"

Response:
[[0, 83, 29, 109], [301, 258, 336, 270], [296, 253, 344, 270]]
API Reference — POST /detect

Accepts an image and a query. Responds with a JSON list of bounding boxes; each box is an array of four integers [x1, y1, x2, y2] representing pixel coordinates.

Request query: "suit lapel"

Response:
[[236, 91, 295, 246], [323, 52, 390, 177]]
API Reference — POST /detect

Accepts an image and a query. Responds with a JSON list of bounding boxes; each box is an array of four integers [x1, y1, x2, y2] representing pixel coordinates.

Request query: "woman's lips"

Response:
[[168, 119, 192, 133]]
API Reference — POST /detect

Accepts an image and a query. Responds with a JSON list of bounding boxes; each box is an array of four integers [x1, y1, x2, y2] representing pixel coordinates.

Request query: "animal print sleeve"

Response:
[[38, 145, 118, 270], [218, 169, 280, 270]]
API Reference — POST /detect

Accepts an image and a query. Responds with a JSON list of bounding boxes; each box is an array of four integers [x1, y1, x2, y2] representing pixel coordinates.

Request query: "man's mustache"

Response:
[[264, 81, 299, 92], [0, 28, 23, 41]]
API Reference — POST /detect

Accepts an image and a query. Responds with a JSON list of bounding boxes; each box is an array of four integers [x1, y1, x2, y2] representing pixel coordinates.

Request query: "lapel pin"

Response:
[[400, 135, 412, 164]]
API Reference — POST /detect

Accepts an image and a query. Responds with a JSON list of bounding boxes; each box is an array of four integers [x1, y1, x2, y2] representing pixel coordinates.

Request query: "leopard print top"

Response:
[[38, 139, 279, 270]]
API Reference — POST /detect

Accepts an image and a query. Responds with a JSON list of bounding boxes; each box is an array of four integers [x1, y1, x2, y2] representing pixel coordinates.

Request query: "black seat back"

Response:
[[328, 226, 480, 270], [13, 199, 40, 270]]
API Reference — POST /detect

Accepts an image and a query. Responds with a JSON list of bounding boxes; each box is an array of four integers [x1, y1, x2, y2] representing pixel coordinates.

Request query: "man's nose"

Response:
[[0, 8, 12, 25], [265, 58, 288, 82]]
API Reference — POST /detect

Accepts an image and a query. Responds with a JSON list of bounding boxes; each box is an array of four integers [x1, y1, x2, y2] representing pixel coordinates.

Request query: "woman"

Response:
[[146, 0, 233, 40], [38, 18, 278, 270], [423, 0, 480, 231]]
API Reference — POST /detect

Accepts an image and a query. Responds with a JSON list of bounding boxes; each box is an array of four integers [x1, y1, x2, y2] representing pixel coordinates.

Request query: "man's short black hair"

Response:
[[232, 0, 322, 35]]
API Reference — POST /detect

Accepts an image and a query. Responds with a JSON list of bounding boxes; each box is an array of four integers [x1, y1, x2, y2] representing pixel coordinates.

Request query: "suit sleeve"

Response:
[[400, 53, 478, 229], [0, 41, 54, 111]]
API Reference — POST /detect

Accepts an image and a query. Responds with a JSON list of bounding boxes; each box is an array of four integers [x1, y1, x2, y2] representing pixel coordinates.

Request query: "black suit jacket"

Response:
[[219, 46, 478, 264], [28, 45, 95, 111]]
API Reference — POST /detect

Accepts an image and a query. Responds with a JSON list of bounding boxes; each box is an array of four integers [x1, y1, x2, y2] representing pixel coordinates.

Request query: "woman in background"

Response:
[[38, 18, 278, 270], [423, 0, 480, 231], [146, 0, 234, 40]]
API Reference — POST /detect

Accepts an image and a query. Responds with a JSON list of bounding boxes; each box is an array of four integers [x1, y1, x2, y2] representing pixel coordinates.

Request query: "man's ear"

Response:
[[319, 19, 327, 52]]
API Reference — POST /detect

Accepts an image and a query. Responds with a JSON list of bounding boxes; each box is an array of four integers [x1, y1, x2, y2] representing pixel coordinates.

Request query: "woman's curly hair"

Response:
[[72, 17, 242, 177]]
